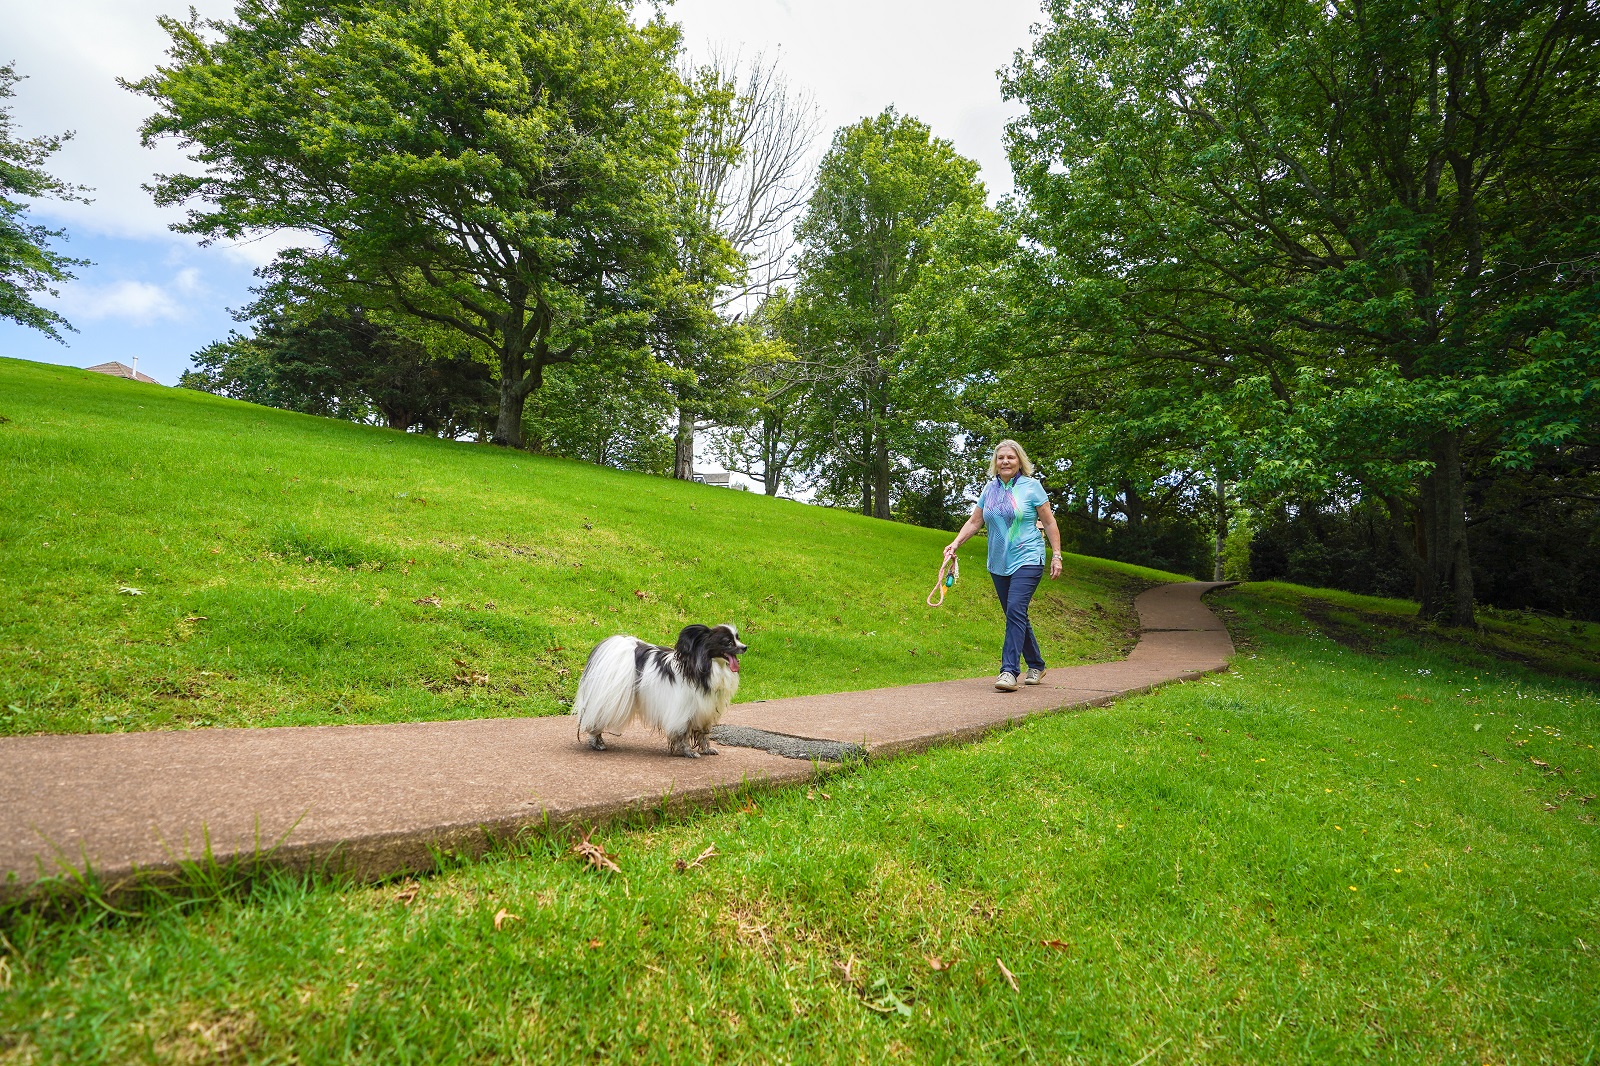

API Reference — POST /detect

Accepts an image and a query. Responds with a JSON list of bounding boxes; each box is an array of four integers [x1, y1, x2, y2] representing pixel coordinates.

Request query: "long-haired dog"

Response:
[[573, 624, 747, 757]]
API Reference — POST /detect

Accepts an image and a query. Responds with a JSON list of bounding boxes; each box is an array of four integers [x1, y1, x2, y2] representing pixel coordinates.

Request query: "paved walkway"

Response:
[[0, 581, 1235, 900]]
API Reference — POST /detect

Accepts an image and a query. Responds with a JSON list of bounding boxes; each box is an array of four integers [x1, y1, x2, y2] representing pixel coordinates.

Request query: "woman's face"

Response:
[[994, 447, 1020, 478]]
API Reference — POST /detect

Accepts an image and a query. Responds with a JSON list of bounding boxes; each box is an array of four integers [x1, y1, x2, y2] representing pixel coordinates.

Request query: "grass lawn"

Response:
[[0, 357, 1178, 737], [3, 586, 1597, 1064]]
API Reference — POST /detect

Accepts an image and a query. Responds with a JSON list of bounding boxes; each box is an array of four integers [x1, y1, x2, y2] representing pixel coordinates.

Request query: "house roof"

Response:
[[85, 361, 161, 385]]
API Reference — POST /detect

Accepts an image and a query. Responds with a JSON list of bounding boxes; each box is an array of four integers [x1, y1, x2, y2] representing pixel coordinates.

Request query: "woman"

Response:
[[944, 440, 1062, 691]]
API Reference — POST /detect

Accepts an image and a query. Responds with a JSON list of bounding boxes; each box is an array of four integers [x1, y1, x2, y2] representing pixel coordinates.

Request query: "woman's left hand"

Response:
[[1049, 556, 1062, 580]]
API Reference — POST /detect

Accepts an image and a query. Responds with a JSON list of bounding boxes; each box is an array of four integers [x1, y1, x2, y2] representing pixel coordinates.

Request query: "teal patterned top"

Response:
[[980, 474, 1049, 575]]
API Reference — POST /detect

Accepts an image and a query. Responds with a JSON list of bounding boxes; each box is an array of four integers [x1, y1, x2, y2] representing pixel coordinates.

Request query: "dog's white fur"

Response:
[[573, 623, 745, 757]]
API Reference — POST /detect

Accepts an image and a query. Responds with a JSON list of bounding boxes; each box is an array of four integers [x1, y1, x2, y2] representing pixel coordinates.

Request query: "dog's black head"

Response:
[[675, 623, 748, 676]]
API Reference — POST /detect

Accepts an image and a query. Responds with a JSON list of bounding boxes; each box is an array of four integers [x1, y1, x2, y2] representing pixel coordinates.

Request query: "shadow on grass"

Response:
[[1235, 582, 1600, 682]]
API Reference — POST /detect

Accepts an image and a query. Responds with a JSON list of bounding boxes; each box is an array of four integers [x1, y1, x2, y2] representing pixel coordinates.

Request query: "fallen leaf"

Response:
[[1464, 845, 1473, 853], [674, 844, 717, 874], [588, 939, 604, 950], [1041, 939, 1071, 951], [996, 957, 1019, 991], [118, 586, 144, 596], [1531, 758, 1550, 769], [413, 596, 442, 607], [634, 590, 647, 599], [184, 615, 208, 623], [493, 908, 520, 930], [393, 882, 419, 905], [209, 547, 221, 554], [925, 954, 956, 971], [572, 828, 621, 873]]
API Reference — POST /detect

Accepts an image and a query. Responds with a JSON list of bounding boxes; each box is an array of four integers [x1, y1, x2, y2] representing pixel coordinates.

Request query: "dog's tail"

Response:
[[573, 636, 638, 736]]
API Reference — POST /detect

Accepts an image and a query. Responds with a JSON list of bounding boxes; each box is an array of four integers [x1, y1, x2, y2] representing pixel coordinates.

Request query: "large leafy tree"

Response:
[[792, 108, 985, 519], [0, 63, 89, 341], [128, 0, 686, 448], [999, 0, 1600, 624]]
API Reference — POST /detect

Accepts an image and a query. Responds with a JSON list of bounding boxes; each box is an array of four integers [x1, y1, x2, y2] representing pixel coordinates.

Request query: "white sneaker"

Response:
[[1024, 668, 1045, 686], [994, 672, 1018, 692]]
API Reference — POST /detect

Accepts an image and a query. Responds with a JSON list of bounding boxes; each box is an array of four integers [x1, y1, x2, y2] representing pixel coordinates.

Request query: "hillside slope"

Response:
[[0, 357, 1184, 736]]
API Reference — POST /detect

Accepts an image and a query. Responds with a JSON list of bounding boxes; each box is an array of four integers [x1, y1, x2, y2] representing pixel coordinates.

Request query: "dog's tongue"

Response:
[[728, 654, 740, 673]]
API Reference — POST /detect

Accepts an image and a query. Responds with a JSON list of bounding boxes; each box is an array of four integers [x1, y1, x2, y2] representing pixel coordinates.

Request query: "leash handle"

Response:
[[927, 555, 960, 607]]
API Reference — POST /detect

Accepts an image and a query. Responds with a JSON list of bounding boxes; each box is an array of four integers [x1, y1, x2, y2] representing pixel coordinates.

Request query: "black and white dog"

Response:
[[573, 624, 747, 757]]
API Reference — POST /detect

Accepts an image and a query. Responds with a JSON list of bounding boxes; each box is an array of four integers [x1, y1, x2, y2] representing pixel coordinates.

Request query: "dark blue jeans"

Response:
[[990, 564, 1046, 676]]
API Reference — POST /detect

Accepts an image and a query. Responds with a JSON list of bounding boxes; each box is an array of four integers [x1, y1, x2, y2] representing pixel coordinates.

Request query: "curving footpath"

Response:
[[0, 581, 1235, 901]]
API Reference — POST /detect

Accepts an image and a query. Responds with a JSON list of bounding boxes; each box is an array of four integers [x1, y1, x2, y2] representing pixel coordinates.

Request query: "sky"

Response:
[[0, 0, 1044, 389]]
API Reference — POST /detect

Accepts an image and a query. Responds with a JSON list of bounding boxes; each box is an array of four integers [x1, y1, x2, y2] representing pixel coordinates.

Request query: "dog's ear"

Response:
[[675, 624, 711, 656]]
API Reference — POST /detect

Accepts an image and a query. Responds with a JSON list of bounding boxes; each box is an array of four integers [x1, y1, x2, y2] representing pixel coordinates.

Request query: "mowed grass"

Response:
[[0, 357, 1177, 736], [3, 588, 1597, 1064]]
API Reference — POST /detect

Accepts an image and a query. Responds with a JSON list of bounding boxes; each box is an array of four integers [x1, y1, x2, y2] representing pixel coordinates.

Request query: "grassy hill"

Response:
[[0, 356, 1182, 737]]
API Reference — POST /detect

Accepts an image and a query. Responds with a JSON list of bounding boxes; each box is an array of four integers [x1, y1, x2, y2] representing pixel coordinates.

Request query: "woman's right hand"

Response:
[[943, 541, 959, 561]]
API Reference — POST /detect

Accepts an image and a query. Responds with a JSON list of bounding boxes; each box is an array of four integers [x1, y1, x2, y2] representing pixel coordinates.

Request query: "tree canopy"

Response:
[[130, 0, 688, 447], [978, 0, 1600, 623]]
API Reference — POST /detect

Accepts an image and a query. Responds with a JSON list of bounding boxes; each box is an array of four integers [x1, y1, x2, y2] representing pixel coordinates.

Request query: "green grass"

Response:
[[0, 357, 1182, 736], [3, 587, 1597, 1064]]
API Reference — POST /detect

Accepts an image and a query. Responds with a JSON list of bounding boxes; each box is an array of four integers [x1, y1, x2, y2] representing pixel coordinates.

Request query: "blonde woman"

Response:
[[944, 440, 1062, 691]]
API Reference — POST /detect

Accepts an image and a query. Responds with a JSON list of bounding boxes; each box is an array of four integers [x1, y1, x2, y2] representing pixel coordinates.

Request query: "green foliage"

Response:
[[0, 63, 90, 341], [5, 588, 1598, 1062], [181, 309, 496, 435], [790, 109, 987, 520], [996, 0, 1600, 623], [128, 0, 689, 446], [0, 356, 1156, 736], [521, 359, 676, 474]]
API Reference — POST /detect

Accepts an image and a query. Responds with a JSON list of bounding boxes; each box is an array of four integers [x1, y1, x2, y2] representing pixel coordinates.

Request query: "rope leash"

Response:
[[927, 556, 960, 607]]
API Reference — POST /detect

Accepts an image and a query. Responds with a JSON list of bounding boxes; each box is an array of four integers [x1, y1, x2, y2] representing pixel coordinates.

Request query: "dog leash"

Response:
[[927, 556, 960, 607]]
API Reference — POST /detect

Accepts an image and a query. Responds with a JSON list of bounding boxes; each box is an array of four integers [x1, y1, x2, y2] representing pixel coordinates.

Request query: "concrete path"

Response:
[[0, 581, 1235, 900]]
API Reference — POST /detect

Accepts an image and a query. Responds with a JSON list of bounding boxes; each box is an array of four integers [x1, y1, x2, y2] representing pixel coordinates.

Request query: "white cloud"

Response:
[[7, 2, 240, 242], [58, 279, 187, 325]]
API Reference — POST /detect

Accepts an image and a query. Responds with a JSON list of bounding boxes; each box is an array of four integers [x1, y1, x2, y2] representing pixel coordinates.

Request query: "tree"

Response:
[[661, 54, 817, 479], [708, 289, 820, 496], [0, 63, 89, 341], [128, 0, 687, 448], [792, 108, 986, 519], [1001, 0, 1600, 624]]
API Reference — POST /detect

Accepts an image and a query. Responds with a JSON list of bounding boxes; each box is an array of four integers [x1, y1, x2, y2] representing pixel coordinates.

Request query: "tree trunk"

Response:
[[860, 425, 875, 516], [1418, 430, 1475, 625], [873, 424, 891, 521], [762, 412, 785, 496], [1121, 481, 1143, 530], [673, 407, 695, 480], [490, 330, 537, 449], [1213, 474, 1226, 581], [1381, 431, 1476, 627]]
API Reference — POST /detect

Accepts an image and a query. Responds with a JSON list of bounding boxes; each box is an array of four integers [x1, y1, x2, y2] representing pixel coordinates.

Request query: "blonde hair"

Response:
[[987, 439, 1034, 478]]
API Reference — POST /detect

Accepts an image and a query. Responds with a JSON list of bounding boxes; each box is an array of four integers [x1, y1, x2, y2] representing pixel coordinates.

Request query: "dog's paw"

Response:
[[700, 746, 719, 755], [587, 735, 608, 751], [681, 748, 701, 758]]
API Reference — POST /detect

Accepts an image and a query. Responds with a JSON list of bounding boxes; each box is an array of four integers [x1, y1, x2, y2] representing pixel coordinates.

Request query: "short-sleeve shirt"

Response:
[[980, 475, 1049, 575]]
